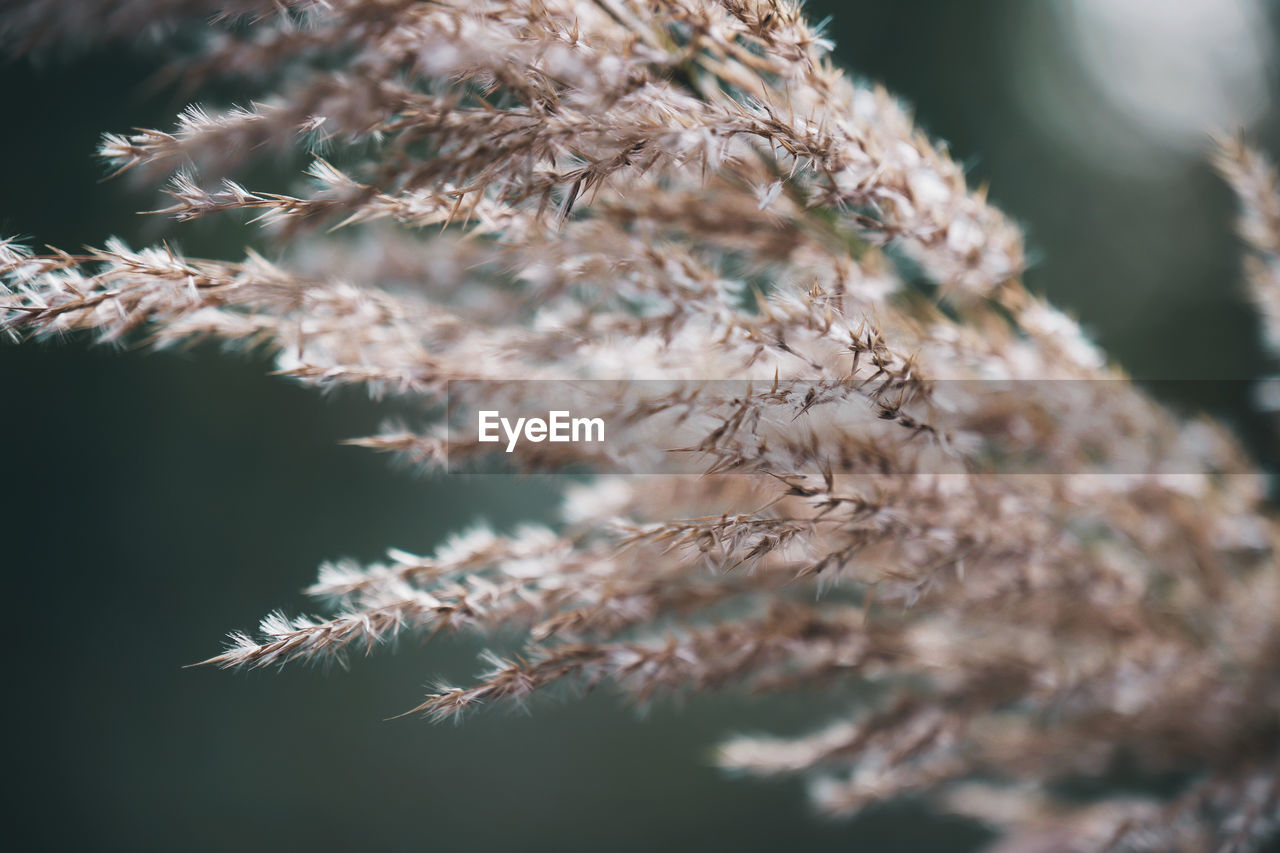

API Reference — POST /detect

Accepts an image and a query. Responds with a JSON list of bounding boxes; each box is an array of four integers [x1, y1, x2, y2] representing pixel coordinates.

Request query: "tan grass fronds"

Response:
[[1218, 137, 1280, 356], [3, 2, 1279, 849]]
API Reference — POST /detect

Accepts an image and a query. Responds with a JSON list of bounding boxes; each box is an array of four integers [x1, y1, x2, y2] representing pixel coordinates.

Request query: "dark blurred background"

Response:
[[3, 1, 1279, 850]]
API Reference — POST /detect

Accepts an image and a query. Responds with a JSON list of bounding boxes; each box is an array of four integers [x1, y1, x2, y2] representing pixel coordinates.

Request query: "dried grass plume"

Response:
[[3, 2, 1280, 850]]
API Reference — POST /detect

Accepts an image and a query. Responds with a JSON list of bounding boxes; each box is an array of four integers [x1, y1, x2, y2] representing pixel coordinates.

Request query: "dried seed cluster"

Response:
[[3, 2, 1279, 850]]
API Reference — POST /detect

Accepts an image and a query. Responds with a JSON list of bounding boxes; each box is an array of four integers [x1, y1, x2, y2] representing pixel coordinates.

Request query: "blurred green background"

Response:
[[3, 1, 1279, 850]]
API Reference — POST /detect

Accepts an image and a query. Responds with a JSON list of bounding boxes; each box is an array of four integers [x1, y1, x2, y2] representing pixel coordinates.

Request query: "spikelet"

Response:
[[3, 3, 1278, 849]]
